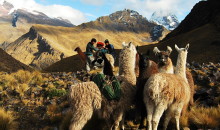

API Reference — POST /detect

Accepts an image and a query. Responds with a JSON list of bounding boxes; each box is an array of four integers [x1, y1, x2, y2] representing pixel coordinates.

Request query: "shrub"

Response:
[[47, 88, 67, 98], [0, 108, 18, 130]]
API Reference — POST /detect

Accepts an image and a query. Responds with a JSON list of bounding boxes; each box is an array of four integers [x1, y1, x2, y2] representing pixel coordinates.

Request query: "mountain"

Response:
[[0, 48, 32, 72], [78, 9, 169, 41], [139, 0, 220, 64], [150, 11, 179, 30], [0, 1, 74, 45], [0, 1, 74, 27]]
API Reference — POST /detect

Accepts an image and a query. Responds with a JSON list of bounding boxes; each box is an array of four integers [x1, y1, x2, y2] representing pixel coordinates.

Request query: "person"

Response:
[[92, 42, 108, 65], [85, 38, 98, 72], [104, 39, 116, 59]]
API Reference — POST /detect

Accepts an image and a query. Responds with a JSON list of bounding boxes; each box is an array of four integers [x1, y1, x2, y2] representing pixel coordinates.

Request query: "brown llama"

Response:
[[68, 42, 137, 130], [153, 46, 195, 106], [136, 50, 158, 129], [143, 44, 191, 130], [74, 47, 86, 63]]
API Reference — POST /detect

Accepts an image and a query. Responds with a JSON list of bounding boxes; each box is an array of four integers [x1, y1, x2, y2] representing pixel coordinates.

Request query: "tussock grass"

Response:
[[0, 108, 17, 130], [188, 105, 220, 128]]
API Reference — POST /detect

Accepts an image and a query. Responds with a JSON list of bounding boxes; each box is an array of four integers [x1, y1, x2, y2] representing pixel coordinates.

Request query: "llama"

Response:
[[74, 47, 86, 63], [153, 46, 195, 106], [136, 50, 158, 129], [143, 44, 191, 130], [69, 42, 137, 130], [153, 46, 174, 74]]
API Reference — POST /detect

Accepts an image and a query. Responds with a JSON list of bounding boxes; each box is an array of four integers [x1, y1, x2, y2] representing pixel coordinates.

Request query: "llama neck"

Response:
[[120, 52, 137, 85], [158, 58, 174, 74], [175, 52, 187, 81]]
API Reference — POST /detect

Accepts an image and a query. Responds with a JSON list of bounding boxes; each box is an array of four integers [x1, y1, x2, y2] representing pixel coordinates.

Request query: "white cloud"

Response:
[[4, 0, 87, 25], [80, 0, 105, 6]]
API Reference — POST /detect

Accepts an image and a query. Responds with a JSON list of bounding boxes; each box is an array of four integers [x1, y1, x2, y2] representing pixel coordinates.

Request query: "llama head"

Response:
[[175, 44, 189, 54], [139, 50, 150, 69], [74, 47, 80, 51], [153, 46, 172, 65], [121, 42, 137, 55]]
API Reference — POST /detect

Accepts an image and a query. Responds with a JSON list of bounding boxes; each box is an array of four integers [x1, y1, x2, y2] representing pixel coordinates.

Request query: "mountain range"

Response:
[[0, 2, 170, 70]]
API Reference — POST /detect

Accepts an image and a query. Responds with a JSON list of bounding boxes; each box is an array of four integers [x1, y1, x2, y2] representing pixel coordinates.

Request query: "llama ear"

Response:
[[175, 44, 180, 51], [136, 45, 139, 51], [128, 42, 132, 48], [122, 42, 127, 48], [153, 47, 160, 55], [166, 46, 172, 55], [185, 43, 189, 51]]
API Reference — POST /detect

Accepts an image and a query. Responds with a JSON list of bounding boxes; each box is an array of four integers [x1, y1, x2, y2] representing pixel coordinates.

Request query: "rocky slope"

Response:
[[0, 48, 32, 72], [3, 26, 65, 70]]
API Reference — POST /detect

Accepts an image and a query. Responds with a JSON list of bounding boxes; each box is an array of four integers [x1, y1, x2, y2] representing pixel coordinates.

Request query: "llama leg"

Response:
[[69, 108, 93, 130], [146, 100, 154, 130], [152, 104, 165, 130], [163, 108, 172, 130], [174, 108, 182, 130], [139, 105, 147, 129], [112, 110, 123, 130], [120, 114, 125, 130]]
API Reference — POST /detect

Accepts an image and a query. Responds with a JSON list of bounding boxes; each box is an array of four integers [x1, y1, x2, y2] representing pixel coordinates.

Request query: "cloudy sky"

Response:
[[1, 0, 201, 25]]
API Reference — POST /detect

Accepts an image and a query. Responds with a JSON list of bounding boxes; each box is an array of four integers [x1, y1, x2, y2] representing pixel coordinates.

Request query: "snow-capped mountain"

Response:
[[0, 1, 74, 27], [150, 11, 179, 30]]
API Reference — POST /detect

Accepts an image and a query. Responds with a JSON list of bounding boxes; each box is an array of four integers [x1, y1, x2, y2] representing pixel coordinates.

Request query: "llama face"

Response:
[[153, 46, 172, 65]]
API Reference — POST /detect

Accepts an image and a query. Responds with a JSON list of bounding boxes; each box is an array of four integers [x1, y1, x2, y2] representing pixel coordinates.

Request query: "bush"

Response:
[[0, 108, 18, 130], [47, 88, 67, 98]]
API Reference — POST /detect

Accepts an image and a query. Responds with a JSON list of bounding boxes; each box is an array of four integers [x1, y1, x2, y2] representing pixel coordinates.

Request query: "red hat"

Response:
[[97, 42, 104, 46]]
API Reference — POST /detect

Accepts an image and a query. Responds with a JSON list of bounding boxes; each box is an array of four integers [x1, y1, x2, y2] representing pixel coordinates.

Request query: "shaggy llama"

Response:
[[69, 42, 137, 130], [153, 46, 195, 106], [143, 44, 191, 130]]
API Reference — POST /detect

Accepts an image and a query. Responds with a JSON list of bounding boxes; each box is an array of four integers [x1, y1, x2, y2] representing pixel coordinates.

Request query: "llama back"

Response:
[[144, 73, 190, 107], [69, 82, 102, 109]]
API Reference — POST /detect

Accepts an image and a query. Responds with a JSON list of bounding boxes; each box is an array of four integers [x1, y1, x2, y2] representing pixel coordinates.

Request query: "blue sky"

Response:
[[1, 0, 202, 25]]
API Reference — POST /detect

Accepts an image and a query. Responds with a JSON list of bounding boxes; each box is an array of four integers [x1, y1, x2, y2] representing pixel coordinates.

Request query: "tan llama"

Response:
[[143, 44, 191, 130], [153, 46, 195, 106]]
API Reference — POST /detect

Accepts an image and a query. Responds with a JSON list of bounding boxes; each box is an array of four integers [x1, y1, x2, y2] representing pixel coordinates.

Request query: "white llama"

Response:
[[68, 42, 137, 130], [143, 44, 191, 130]]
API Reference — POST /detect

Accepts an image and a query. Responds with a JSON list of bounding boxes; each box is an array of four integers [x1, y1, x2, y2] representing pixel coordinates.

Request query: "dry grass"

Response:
[[179, 103, 220, 129], [188, 105, 220, 128], [0, 108, 18, 130]]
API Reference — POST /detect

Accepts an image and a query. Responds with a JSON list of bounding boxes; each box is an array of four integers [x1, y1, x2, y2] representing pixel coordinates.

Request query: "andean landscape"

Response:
[[0, 0, 220, 130]]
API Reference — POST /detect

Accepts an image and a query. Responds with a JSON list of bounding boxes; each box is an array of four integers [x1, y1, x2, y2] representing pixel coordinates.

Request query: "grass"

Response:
[[0, 108, 17, 130], [188, 105, 220, 129]]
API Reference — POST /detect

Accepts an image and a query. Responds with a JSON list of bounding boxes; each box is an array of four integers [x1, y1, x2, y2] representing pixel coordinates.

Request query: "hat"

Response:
[[104, 39, 109, 43], [97, 42, 104, 46]]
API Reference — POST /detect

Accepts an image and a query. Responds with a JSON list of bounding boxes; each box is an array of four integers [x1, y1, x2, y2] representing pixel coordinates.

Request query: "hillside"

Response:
[[138, 0, 220, 64], [4, 24, 156, 70], [0, 48, 32, 72], [2, 9, 170, 70]]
